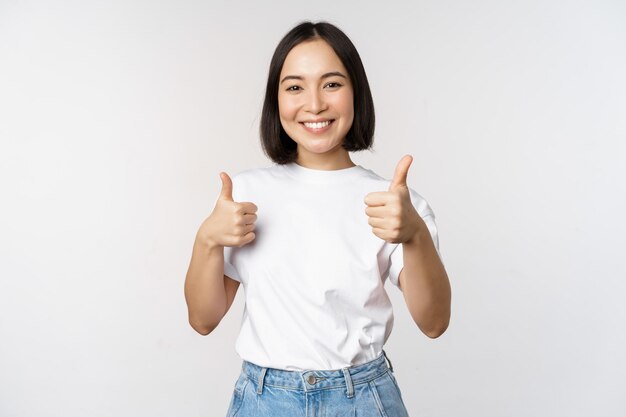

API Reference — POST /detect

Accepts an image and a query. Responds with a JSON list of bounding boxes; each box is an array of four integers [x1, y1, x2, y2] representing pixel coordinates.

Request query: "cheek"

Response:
[[334, 92, 354, 123], [278, 95, 298, 121]]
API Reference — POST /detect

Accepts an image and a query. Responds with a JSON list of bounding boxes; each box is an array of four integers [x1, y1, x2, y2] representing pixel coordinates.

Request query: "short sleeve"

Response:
[[223, 245, 242, 282], [386, 193, 444, 290]]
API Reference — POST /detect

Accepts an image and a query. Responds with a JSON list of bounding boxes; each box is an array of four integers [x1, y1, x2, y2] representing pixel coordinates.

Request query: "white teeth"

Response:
[[303, 120, 331, 129]]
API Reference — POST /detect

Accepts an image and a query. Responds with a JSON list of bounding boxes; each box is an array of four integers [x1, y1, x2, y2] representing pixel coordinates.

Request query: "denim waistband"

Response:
[[241, 350, 394, 397]]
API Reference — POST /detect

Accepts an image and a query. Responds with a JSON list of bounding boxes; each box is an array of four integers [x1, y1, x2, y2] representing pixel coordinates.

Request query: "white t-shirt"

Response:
[[221, 161, 442, 371]]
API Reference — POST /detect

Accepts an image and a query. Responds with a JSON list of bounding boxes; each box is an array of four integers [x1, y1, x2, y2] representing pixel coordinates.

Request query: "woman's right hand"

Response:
[[197, 172, 258, 249]]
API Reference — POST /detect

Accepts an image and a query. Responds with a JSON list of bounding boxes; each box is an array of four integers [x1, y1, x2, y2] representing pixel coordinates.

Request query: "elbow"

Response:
[[194, 325, 214, 336], [189, 318, 218, 336], [419, 317, 450, 339], [424, 323, 448, 339], [419, 299, 451, 339]]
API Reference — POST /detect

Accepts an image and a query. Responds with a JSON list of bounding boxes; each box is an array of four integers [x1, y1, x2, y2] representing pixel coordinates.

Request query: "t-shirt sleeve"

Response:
[[223, 245, 242, 282], [387, 190, 443, 290]]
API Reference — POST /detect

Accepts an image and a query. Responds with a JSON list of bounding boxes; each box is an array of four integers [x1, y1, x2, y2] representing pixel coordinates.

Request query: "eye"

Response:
[[286, 85, 301, 91], [325, 82, 342, 88]]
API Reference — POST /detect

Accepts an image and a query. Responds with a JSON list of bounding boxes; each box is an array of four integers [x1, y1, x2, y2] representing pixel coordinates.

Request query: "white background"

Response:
[[1, 1, 625, 416]]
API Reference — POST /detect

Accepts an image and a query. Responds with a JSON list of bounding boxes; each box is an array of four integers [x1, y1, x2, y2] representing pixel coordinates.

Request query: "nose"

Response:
[[304, 89, 328, 114]]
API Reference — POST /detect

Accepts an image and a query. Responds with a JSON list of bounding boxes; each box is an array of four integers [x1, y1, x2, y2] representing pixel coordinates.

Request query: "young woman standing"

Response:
[[185, 20, 451, 416]]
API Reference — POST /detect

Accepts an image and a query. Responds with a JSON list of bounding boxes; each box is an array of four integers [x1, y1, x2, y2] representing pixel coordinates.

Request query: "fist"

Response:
[[363, 155, 426, 244], [198, 172, 258, 248]]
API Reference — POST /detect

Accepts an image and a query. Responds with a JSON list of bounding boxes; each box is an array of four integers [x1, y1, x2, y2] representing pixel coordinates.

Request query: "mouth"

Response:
[[300, 119, 335, 133]]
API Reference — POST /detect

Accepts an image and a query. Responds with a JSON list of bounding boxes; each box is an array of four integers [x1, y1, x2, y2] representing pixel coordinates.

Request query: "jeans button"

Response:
[[307, 374, 316, 384]]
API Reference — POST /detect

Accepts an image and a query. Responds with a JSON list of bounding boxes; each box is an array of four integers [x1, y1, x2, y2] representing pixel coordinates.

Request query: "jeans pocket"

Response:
[[226, 373, 249, 417], [386, 369, 403, 399], [367, 371, 409, 417]]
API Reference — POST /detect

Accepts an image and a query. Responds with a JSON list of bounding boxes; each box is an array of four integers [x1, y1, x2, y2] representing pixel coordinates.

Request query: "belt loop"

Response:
[[382, 349, 394, 373], [342, 367, 354, 398], [256, 367, 267, 395]]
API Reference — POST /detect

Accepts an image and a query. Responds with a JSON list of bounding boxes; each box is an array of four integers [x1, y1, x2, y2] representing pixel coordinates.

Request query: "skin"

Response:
[[278, 38, 356, 170]]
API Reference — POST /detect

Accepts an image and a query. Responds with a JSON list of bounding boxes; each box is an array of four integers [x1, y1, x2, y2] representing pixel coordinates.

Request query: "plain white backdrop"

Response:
[[1, 1, 625, 416]]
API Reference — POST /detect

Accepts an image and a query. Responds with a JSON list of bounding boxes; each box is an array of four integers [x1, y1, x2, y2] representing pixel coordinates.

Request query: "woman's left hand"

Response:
[[364, 155, 427, 244]]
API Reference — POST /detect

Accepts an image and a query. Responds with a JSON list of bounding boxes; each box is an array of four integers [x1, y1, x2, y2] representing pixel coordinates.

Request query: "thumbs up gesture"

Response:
[[197, 172, 258, 249], [364, 155, 426, 244]]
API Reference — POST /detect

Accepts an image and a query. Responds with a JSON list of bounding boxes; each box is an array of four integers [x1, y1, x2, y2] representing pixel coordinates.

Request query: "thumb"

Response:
[[218, 172, 234, 201], [388, 154, 413, 191]]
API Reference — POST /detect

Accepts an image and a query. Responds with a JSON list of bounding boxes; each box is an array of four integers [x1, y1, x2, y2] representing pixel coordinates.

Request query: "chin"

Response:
[[301, 142, 343, 154]]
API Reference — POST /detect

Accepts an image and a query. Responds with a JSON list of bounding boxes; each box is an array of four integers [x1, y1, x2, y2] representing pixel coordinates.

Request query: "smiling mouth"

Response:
[[300, 119, 335, 132]]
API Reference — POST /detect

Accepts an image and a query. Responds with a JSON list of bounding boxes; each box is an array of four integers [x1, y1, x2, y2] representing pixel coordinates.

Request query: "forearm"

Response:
[[184, 235, 227, 334], [401, 227, 451, 338]]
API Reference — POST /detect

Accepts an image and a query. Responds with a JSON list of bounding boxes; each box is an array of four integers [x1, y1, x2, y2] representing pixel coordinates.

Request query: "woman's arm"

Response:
[[398, 225, 451, 338], [184, 235, 231, 335]]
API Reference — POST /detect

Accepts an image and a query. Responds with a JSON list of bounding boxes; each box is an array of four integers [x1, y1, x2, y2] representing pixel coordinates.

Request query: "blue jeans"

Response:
[[225, 350, 409, 416]]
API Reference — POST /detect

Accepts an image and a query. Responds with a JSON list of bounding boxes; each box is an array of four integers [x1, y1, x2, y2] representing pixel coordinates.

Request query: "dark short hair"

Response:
[[260, 21, 375, 164]]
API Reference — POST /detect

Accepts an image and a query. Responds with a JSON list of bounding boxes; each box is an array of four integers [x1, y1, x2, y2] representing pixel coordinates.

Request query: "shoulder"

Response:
[[227, 164, 284, 200], [229, 164, 282, 184]]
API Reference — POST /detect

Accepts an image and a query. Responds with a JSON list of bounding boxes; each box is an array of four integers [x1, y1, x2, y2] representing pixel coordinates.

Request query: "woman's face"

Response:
[[278, 39, 354, 163]]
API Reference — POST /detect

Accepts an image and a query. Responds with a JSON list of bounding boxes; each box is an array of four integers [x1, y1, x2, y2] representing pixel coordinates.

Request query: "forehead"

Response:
[[280, 39, 347, 77]]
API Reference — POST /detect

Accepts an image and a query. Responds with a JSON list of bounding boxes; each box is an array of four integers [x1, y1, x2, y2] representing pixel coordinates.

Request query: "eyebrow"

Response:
[[280, 71, 347, 85]]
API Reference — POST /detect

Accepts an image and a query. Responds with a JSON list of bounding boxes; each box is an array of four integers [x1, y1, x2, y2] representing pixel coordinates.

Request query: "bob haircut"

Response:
[[260, 21, 375, 164]]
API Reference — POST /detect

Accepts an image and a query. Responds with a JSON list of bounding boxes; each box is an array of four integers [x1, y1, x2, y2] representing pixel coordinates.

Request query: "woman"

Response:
[[184, 20, 451, 416]]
